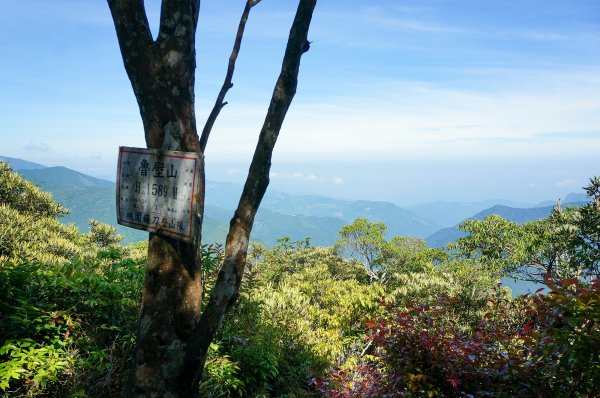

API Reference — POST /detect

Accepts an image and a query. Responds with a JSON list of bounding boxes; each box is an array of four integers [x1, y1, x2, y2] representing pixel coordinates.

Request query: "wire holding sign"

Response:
[[116, 146, 200, 242]]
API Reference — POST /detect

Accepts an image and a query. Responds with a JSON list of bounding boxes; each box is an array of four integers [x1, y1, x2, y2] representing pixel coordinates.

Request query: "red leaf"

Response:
[[447, 375, 461, 388]]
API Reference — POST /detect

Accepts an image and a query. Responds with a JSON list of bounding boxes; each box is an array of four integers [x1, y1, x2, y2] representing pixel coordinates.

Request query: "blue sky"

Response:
[[1, 0, 599, 204]]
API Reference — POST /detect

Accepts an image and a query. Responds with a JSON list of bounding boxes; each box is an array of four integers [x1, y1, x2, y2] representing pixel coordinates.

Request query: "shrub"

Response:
[[205, 245, 384, 397], [0, 253, 145, 397], [321, 276, 600, 398]]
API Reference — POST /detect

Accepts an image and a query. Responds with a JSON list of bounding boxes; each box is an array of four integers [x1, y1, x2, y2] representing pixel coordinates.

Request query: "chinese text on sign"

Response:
[[116, 147, 200, 242]]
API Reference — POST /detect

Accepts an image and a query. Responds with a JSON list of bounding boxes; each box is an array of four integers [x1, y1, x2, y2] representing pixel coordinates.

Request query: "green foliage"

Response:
[[0, 338, 72, 395], [0, 254, 145, 397], [260, 239, 368, 286], [551, 177, 600, 277], [0, 161, 67, 219], [335, 218, 446, 284], [451, 214, 527, 275], [335, 218, 388, 274], [382, 235, 446, 274], [200, 343, 246, 397], [88, 219, 124, 249], [532, 276, 600, 395], [1, 163, 598, 397], [0, 164, 143, 397], [0, 162, 97, 266], [453, 177, 600, 283], [0, 203, 97, 266], [209, 228, 504, 396], [384, 259, 500, 324], [207, 244, 384, 397]]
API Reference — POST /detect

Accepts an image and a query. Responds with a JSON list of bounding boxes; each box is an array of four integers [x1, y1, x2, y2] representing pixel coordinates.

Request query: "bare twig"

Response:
[[199, 0, 262, 152]]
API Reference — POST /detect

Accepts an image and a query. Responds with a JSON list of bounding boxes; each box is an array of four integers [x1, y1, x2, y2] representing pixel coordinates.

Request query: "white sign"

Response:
[[116, 146, 201, 242]]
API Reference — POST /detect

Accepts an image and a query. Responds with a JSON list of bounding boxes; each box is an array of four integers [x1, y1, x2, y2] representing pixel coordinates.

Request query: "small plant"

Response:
[[199, 343, 246, 397]]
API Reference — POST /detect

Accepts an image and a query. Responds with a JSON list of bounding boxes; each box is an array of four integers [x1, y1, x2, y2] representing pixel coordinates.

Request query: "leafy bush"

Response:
[[0, 253, 145, 397], [0, 162, 67, 219], [0, 163, 126, 266], [321, 276, 600, 398], [0, 162, 147, 396], [452, 176, 600, 283], [200, 343, 246, 397], [531, 276, 600, 396], [204, 244, 384, 397]]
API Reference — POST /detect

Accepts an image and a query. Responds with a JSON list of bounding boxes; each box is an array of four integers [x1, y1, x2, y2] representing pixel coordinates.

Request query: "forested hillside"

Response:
[[6, 156, 591, 250], [426, 201, 588, 248], [3, 158, 439, 246], [1, 161, 599, 397]]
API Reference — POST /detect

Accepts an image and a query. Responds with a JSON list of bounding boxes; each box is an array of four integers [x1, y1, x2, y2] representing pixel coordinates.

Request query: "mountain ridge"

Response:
[[2, 156, 437, 245], [409, 199, 534, 228], [426, 201, 588, 248], [0, 155, 46, 170], [20, 166, 114, 188], [2, 155, 589, 249]]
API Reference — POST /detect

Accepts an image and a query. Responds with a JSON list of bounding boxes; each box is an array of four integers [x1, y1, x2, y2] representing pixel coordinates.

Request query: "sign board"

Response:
[[116, 146, 200, 242]]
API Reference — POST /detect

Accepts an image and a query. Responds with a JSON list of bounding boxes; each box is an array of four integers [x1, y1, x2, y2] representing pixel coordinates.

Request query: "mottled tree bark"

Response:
[[107, 0, 316, 396], [108, 1, 203, 396]]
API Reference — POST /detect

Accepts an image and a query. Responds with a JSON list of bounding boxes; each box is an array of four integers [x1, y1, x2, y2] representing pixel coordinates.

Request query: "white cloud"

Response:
[[227, 168, 239, 175], [263, 170, 343, 185], [554, 178, 578, 187], [23, 142, 50, 152], [87, 66, 599, 168], [266, 68, 600, 161], [362, 10, 465, 34], [310, 6, 466, 51]]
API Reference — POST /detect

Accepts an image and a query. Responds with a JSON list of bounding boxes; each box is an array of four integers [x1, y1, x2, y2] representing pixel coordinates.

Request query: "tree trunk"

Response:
[[108, 0, 317, 396], [108, 1, 204, 396]]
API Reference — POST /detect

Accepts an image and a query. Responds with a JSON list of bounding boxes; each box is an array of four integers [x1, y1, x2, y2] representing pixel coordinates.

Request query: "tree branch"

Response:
[[158, 0, 200, 43], [182, 0, 317, 391], [108, 0, 202, 150], [107, 0, 154, 96], [199, 0, 261, 152], [214, 0, 315, 307], [107, 0, 153, 48]]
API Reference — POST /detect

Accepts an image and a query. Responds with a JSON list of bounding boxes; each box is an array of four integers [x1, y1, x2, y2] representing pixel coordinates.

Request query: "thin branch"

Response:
[[182, 0, 317, 391], [217, 0, 315, 305], [196, 0, 315, 341], [199, 0, 262, 152]]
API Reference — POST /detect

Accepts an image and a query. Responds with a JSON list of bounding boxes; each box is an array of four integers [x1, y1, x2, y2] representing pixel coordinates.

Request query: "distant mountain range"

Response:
[[426, 201, 588, 248], [1, 156, 438, 246], [409, 199, 533, 228], [20, 166, 114, 188], [0, 155, 46, 170], [2, 155, 589, 249], [535, 192, 588, 207]]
